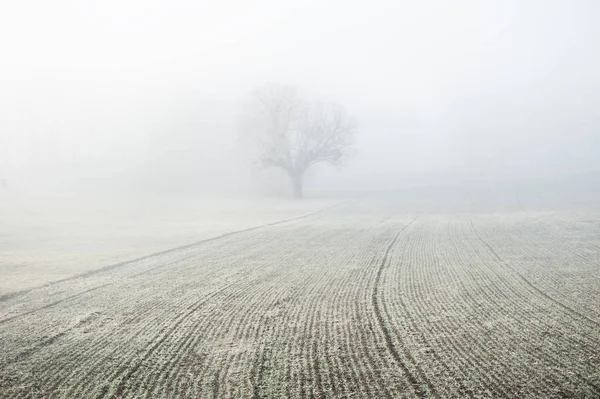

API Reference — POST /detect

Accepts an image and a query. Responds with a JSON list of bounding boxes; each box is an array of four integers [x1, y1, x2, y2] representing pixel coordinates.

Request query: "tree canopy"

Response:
[[242, 84, 357, 197]]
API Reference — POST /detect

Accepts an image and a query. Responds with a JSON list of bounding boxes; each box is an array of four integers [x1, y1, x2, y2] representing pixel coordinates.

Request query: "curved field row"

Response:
[[0, 203, 406, 397], [1, 201, 599, 398], [469, 220, 599, 327], [378, 215, 599, 397], [0, 201, 348, 322], [471, 212, 600, 320]]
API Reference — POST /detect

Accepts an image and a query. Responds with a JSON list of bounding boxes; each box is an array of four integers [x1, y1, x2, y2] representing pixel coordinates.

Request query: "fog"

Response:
[[3, 4, 600, 395], [1, 0, 599, 196]]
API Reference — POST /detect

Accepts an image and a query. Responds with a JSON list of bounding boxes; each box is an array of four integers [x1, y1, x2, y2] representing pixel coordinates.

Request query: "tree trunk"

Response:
[[292, 174, 303, 199]]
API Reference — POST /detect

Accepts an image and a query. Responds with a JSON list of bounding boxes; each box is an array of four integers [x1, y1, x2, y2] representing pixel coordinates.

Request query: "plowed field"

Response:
[[1, 201, 599, 398]]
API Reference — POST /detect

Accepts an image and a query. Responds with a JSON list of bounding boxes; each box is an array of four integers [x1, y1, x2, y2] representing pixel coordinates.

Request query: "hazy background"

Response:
[[1, 0, 599, 295], [0, 0, 599, 195]]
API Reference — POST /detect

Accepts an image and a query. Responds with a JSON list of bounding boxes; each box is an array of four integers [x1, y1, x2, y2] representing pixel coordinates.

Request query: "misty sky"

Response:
[[1, 0, 599, 191]]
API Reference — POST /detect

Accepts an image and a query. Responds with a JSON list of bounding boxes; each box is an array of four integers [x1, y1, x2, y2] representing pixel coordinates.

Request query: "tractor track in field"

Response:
[[0, 283, 111, 326], [1, 202, 600, 398], [0, 201, 353, 305], [371, 216, 440, 399], [469, 220, 600, 328], [454, 220, 597, 394], [107, 281, 237, 399], [0, 201, 352, 327]]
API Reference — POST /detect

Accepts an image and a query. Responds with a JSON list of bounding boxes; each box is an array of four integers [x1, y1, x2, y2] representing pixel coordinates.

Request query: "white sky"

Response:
[[0, 0, 599, 188]]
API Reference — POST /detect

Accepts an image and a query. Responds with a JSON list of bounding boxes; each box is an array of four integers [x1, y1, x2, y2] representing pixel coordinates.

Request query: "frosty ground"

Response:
[[0, 195, 599, 398], [0, 191, 336, 296]]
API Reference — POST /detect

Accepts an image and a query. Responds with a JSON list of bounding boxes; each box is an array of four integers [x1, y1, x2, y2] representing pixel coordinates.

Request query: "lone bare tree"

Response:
[[242, 84, 357, 198]]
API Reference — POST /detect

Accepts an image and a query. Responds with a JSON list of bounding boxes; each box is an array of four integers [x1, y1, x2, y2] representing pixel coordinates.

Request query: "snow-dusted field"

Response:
[[0, 199, 598, 398], [0, 191, 339, 295]]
